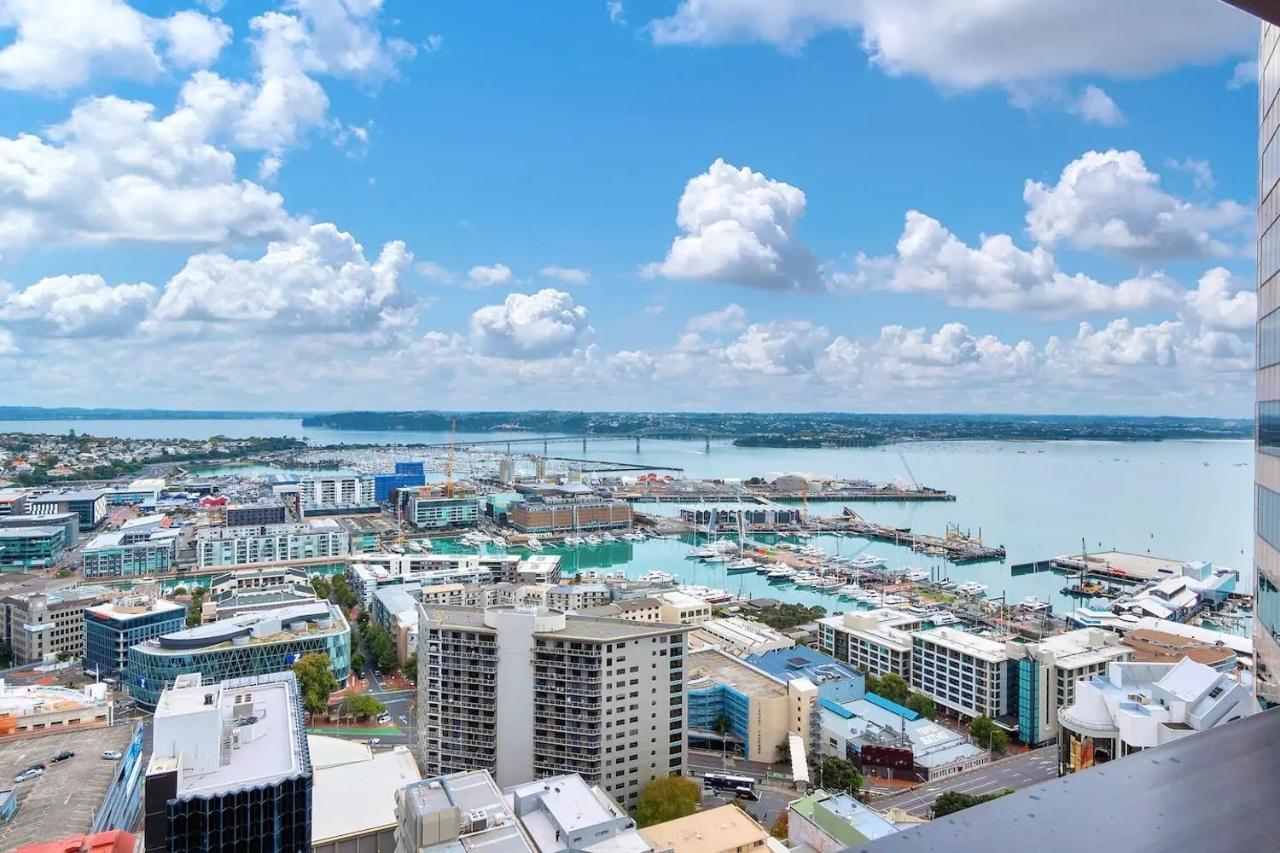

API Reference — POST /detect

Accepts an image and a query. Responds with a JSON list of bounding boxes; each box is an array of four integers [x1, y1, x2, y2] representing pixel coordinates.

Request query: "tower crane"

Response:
[[897, 449, 920, 491], [444, 418, 457, 497]]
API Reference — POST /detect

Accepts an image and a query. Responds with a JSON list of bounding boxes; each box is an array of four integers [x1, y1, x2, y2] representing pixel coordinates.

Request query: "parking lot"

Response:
[[0, 725, 136, 850]]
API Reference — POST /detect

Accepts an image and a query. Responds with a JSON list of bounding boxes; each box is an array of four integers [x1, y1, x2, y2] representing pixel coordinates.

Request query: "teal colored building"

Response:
[[0, 526, 67, 569], [126, 601, 350, 709]]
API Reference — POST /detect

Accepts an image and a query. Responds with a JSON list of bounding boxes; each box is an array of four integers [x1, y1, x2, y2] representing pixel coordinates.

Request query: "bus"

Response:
[[702, 772, 758, 799]]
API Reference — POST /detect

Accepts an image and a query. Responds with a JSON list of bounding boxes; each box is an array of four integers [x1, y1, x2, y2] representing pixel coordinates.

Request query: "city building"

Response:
[[0, 488, 27, 517], [507, 773, 650, 853], [395, 770, 536, 853], [692, 616, 793, 656], [508, 496, 633, 534], [679, 505, 803, 528], [484, 553, 562, 585], [126, 601, 351, 709], [407, 492, 481, 529], [195, 519, 350, 568], [309, 737, 421, 853], [687, 646, 819, 761], [1, 511, 79, 545], [105, 478, 165, 506], [1, 585, 114, 664], [83, 596, 186, 678], [30, 490, 108, 531], [817, 609, 922, 679], [347, 555, 488, 607], [1007, 629, 1132, 747], [0, 678, 113, 734], [581, 597, 663, 623], [80, 525, 179, 579], [1058, 660, 1257, 775], [546, 583, 613, 612], [1258, 17, 1280, 707], [655, 591, 713, 625], [197, 565, 318, 621], [14, 830, 137, 853], [298, 472, 377, 513], [638, 804, 769, 853], [0, 526, 68, 570], [788, 789, 913, 850], [223, 501, 287, 527], [1120, 627, 1240, 671], [418, 604, 689, 806], [910, 627, 1013, 724], [374, 461, 426, 503], [143, 672, 313, 853]]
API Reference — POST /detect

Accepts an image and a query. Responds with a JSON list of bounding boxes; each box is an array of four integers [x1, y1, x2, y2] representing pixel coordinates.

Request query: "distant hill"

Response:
[[0, 406, 311, 421]]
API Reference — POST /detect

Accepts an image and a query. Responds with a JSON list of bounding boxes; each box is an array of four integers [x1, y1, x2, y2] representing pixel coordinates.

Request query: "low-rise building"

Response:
[[656, 591, 713, 625], [144, 673, 313, 853], [126, 601, 350, 709], [2, 585, 115, 664], [0, 489, 27, 517], [509, 496, 633, 534], [788, 789, 913, 850], [30, 489, 107, 531], [0, 511, 79, 544], [298, 472, 376, 513], [817, 609, 922, 679], [638, 804, 769, 853], [1120, 627, 1239, 671], [546, 583, 612, 612], [84, 596, 186, 677], [195, 519, 350, 568], [309, 737, 421, 853], [395, 770, 536, 852], [407, 493, 480, 529], [81, 527, 179, 579], [581, 597, 664, 623], [224, 501, 288, 527], [0, 678, 113, 734], [347, 555, 488, 608], [508, 773, 650, 853], [910, 627, 1013, 723], [1058, 659, 1257, 775], [693, 616, 794, 656]]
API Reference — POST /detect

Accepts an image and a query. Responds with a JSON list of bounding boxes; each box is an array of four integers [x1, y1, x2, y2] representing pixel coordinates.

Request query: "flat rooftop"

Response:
[[0, 725, 136, 851], [914, 627, 1009, 662], [639, 804, 766, 853], [142, 601, 343, 654], [30, 490, 106, 502], [401, 770, 533, 852], [421, 604, 690, 641], [85, 597, 185, 620], [311, 741, 421, 845], [688, 647, 785, 698]]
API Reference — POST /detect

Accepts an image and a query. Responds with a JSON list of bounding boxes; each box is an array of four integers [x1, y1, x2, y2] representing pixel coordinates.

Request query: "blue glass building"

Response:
[[84, 596, 187, 677]]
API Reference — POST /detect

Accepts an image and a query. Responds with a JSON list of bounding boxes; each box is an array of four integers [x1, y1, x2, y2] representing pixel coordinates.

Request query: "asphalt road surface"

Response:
[[872, 746, 1060, 817]]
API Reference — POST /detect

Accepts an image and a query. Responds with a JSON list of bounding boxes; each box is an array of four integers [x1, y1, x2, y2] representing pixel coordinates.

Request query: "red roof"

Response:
[[16, 829, 137, 853]]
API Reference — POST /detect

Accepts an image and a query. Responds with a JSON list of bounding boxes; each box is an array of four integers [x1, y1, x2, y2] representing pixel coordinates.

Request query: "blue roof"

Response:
[[820, 697, 855, 719], [744, 645, 862, 684], [865, 692, 921, 721]]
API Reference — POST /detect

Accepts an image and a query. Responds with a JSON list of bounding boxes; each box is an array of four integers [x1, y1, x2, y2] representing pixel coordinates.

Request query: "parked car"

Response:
[[376, 713, 391, 724], [15, 768, 43, 783], [50, 750, 75, 763], [20, 762, 44, 775], [102, 750, 123, 760]]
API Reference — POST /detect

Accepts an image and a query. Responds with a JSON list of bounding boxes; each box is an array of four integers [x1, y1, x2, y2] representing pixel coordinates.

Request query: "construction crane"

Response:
[[897, 449, 919, 491], [444, 418, 457, 497]]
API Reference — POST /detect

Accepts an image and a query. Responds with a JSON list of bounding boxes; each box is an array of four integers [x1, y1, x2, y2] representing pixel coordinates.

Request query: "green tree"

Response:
[[862, 670, 881, 695], [185, 587, 206, 627], [906, 692, 937, 720], [404, 651, 418, 684], [310, 575, 331, 600], [874, 672, 911, 706], [330, 575, 359, 611], [292, 652, 339, 718], [351, 651, 366, 672], [340, 693, 387, 719], [932, 788, 1013, 817], [819, 756, 863, 797], [362, 624, 398, 672], [171, 586, 188, 597], [769, 811, 789, 841], [712, 714, 732, 735], [634, 776, 700, 827], [969, 716, 1008, 755]]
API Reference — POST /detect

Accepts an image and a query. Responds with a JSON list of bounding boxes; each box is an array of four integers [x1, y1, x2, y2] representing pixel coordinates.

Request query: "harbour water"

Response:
[[2, 418, 1253, 614]]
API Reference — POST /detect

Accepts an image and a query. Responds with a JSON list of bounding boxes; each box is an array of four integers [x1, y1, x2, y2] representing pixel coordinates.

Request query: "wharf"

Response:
[[1048, 550, 1185, 582], [832, 508, 1005, 564], [618, 487, 954, 503]]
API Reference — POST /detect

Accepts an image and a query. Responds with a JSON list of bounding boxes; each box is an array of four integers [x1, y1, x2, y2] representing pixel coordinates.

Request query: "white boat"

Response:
[[1020, 596, 1052, 613], [792, 573, 821, 588], [599, 532, 618, 542], [904, 569, 929, 582], [525, 536, 543, 551], [638, 570, 677, 585], [936, 578, 955, 589], [837, 585, 863, 597], [584, 535, 602, 546], [794, 531, 812, 540], [812, 577, 845, 591], [621, 532, 645, 541], [848, 555, 888, 571], [931, 612, 960, 625], [725, 559, 758, 573], [767, 566, 797, 580], [956, 582, 987, 596], [881, 593, 908, 605], [564, 535, 584, 547]]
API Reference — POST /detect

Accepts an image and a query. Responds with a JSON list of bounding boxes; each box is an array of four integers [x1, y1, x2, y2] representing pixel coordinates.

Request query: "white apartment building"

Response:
[[911, 627, 1012, 723], [546, 583, 613, 612], [1007, 628, 1132, 746], [299, 473, 376, 509], [347, 555, 489, 608], [196, 520, 350, 568], [817, 609, 922, 679], [656, 591, 712, 625], [418, 604, 690, 807]]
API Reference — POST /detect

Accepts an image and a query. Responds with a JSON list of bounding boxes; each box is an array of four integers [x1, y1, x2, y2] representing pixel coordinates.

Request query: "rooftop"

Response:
[[1121, 628, 1237, 668], [638, 804, 766, 853], [399, 770, 534, 852], [688, 647, 786, 698], [507, 773, 639, 851], [309, 738, 421, 846], [744, 645, 864, 687], [790, 789, 901, 845], [142, 600, 345, 654], [0, 680, 111, 717], [0, 526, 63, 539], [914, 626, 1010, 662], [30, 490, 106, 503], [420, 604, 690, 642]]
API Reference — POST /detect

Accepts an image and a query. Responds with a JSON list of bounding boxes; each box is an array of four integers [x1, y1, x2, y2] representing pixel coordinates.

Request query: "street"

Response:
[[687, 749, 800, 830], [871, 745, 1060, 817]]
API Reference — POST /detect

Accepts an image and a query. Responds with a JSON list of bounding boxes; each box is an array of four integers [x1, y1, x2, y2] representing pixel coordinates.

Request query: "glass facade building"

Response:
[[0, 526, 67, 569], [82, 535, 177, 578], [84, 598, 187, 677], [1259, 22, 1280, 707], [126, 602, 350, 709]]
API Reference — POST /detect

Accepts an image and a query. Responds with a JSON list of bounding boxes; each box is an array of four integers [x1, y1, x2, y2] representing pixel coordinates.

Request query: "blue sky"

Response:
[[0, 0, 1264, 414]]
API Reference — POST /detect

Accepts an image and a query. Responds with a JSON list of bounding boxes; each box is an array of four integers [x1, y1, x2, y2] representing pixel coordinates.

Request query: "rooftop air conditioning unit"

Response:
[[464, 809, 489, 833]]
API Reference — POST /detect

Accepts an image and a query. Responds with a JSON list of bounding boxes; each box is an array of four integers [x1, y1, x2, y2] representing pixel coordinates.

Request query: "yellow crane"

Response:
[[444, 418, 457, 497]]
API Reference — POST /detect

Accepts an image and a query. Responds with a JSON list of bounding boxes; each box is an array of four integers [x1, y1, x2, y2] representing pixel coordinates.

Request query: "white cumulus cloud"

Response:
[[1183, 267, 1255, 332], [1070, 85, 1124, 126], [468, 263, 515, 288], [724, 320, 831, 374], [470, 289, 591, 357], [0, 273, 156, 336], [646, 158, 821, 290], [540, 265, 590, 285]]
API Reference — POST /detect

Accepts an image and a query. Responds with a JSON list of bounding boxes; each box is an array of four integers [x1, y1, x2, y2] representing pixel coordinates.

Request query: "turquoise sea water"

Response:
[[2, 418, 1253, 613]]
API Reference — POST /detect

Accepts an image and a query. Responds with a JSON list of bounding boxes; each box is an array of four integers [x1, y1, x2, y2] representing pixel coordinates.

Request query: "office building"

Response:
[[395, 770, 536, 853], [143, 672, 312, 853], [224, 501, 287, 527], [1, 511, 79, 544], [30, 489, 108, 530], [105, 477, 165, 506], [418, 604, 689, 806], [910, 627, 1013, 723], [374, 461, 426, 503], [546, 583, 612, 611], [638, 805, 769, 853], [0, 489, 27, 516], [126, 601, 350, 709], [817, 609, 922, 680], [1008, 629, 1132, 747], [1, 585, 114, 664], [655, 591, 713, 625], [1058, 660, 1257, 775], [407, 493, 480, 529], [83, 596, 186, 678], [81, 527, 179, 578], [298, 472, 376, 512], [195, 519, 350, 568], [0, 526, 68, 569], [508, 496, 632, 534], [1259, 19, 1280, 708], [309, 737, 421, 853]]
